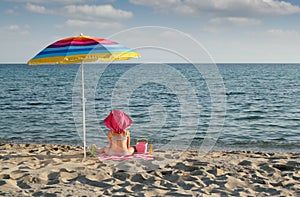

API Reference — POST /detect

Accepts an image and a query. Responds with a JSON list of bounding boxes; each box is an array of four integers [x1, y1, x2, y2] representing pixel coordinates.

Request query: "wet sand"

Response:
[[0, 143, 299, 196]]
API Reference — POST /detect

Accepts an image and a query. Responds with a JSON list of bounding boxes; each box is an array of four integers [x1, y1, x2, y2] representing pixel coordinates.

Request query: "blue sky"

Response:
[[1, 0, 300, 63]]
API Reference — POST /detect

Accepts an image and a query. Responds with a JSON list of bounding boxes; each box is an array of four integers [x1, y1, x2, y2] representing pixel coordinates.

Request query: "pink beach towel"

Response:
[[98, 153, 153, 161]]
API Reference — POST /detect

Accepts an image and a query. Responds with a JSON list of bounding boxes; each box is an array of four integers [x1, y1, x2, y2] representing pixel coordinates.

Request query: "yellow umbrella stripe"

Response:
[[28, 51, 140, 65]]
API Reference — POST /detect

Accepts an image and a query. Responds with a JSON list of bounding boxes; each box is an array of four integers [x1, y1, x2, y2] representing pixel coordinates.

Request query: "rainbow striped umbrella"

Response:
[[28, 34, 140, 159], [28, 33, 139, 64]]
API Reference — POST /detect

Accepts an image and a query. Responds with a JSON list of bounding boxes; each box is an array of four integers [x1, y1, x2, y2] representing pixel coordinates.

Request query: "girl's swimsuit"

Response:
[[111, 136, 127, 141]]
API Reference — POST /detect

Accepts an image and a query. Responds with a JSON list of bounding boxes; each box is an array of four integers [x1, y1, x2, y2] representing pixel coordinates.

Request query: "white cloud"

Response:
[[4, 9, 17, 15], [210, 17, 262, 26], [267, 29, 299, 36], [64, 4, 133, 20], [24, 3, 133, 31], [203, 17, 261, 33], [64, 19, 123, 30], [25, 4, 133, 20], [23, 3, 132, 35], [25, 3, 49, 14], [129, 0, 300, 16], [0, 24, 30, 35], [6, 0, 92, 4], [4, 25, 20, 31], [130, 0, 179, 10]]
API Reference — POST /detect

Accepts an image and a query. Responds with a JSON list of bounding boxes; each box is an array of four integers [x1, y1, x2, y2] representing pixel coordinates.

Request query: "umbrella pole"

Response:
[[81, 62, 86, 159]]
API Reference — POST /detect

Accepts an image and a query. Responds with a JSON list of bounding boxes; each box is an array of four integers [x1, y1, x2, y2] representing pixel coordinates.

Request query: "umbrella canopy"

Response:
[[27, 34, 139, 159], [28, 33, 139, 65], [104, 110, 133, 134]]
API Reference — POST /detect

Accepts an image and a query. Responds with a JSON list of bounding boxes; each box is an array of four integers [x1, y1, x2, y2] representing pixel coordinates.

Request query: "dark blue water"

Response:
[[0, 64, 299, 152]]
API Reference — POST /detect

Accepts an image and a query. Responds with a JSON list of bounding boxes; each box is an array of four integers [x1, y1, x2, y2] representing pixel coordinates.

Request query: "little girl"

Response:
[[93, 110, 135, 156]]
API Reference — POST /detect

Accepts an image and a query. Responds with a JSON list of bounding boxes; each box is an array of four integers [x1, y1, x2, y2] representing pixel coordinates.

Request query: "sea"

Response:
[[0, 63, 299, 152]]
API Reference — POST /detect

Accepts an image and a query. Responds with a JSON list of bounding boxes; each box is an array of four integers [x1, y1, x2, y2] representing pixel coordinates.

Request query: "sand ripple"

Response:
[[0, 143, 299, 196]]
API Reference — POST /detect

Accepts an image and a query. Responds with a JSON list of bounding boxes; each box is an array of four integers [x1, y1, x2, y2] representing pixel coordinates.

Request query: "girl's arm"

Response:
[[127, 131, 130, 149], [107, 131, 112, 147]]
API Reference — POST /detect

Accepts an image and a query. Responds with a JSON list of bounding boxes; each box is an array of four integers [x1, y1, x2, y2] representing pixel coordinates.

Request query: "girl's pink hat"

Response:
[[103, 110, 132, 133]]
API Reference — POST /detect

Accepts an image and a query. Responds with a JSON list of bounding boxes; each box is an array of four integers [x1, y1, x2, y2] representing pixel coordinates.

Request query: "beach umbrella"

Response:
[[28, 33, 140, 158]]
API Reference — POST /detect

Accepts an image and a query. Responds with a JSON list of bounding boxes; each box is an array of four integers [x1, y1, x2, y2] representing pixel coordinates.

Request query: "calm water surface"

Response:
[[0, 64, 299, 152]]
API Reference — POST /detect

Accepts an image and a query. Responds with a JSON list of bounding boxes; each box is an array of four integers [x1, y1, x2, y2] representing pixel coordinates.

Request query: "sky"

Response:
[[1, 0, 300, 63]]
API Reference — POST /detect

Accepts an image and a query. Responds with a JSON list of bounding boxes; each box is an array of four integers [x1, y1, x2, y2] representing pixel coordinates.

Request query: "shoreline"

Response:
[[1, 143, 299, 196], [2, 141, 299, 153]]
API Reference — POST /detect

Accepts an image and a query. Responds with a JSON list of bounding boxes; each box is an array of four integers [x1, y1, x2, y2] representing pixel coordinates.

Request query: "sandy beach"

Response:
[[0, 143, 299, 196]]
